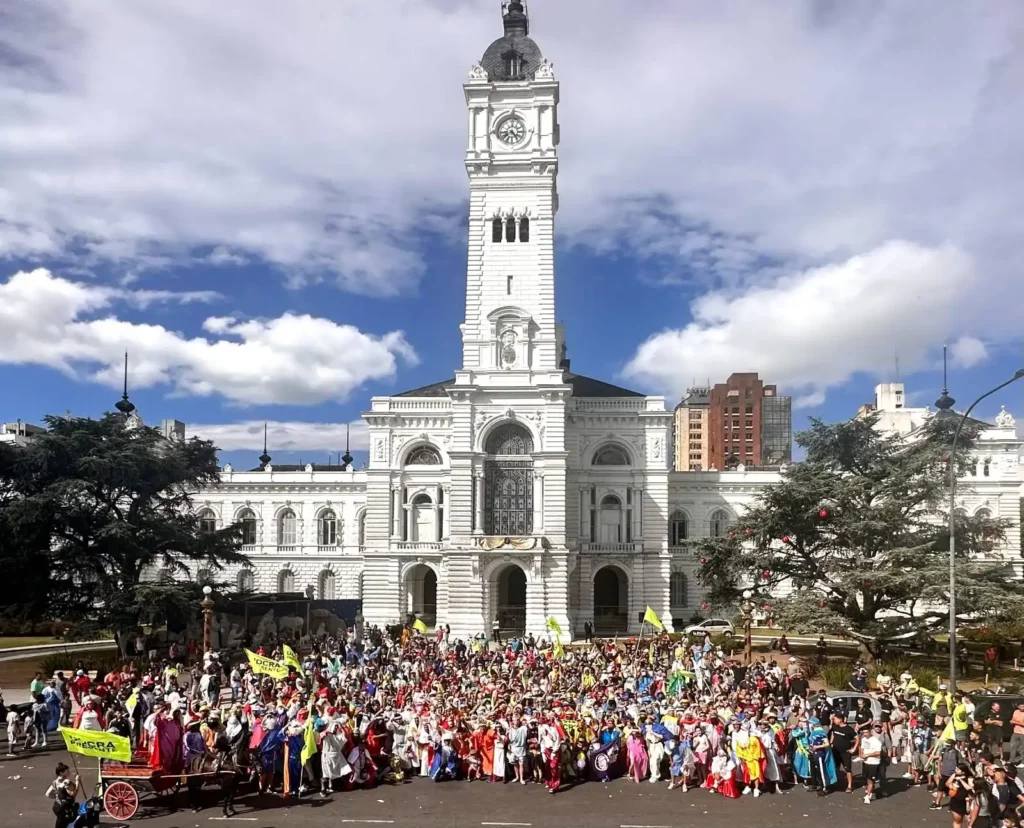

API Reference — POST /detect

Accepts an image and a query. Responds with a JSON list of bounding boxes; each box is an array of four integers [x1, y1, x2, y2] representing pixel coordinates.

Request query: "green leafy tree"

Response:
[[0, 413, 247, 648], [690, 414, 1023, 655]]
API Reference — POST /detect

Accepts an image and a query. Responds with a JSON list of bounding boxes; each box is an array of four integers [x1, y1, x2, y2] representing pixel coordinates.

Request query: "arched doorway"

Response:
[[593, 566, 628, 635], [405, 564, 438, 626], [493, 564, 527, 634]]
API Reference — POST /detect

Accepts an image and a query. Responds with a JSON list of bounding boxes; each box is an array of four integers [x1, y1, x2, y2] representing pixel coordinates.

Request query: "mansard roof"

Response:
[[395, 372, 645, 399]]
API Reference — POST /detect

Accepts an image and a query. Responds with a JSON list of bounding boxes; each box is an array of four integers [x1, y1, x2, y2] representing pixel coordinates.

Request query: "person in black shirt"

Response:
[[945, 764, 973, 827], [789, 674, 810, 701], [854, 698, 874, 732], [830, 713, 859, 793]]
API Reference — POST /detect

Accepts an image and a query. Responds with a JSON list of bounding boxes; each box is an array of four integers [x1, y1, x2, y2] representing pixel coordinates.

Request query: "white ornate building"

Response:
[[185, 3, 1021, 638], [186, 2, 782, 639]]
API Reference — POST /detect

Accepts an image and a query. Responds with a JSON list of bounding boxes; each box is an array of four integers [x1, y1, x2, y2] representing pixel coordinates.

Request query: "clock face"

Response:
[[496, 116, 526, 147]]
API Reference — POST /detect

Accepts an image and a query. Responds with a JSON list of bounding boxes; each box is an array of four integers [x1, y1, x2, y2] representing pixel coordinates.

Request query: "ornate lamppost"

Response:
[[201, 585, 215, 653], [740, 588, 755, 664]]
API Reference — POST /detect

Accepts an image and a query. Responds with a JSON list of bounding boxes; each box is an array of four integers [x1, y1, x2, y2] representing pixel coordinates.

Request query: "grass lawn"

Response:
[[0, 636, 66, 649]]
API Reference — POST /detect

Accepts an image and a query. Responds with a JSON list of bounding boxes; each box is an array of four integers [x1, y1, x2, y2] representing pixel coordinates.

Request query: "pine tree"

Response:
[[690, 413, 1023, 654], [0, 413, 248, 646]]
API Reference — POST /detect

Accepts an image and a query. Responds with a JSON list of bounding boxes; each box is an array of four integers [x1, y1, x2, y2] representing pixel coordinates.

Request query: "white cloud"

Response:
[[623, 241, 975, 402], [188, 420, 368, 453], [0, 1, 1021, 384], [0, 268, 417, 405], [949, 335, 988, 369]]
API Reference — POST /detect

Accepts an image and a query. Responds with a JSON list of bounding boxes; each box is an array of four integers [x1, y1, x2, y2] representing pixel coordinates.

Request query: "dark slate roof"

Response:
[[481, 33, 544, 81], [396, 372, 645, 399]]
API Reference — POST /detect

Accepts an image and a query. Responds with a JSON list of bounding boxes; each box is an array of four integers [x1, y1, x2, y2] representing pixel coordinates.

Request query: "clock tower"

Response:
[[459, 0, 561, 381]]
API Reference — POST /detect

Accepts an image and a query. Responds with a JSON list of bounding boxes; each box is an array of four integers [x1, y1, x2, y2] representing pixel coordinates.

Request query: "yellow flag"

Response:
[[643, 606, 664, 631], [553, 638, 565, 660], [939, 720, 955, 743], [300, 715, 318, 765], [413, 618, 428, 633], [546, 616, 563, 637], [59, 726, 131, 762], [282, 644, 304, 675], [246, 648, 289, 679]]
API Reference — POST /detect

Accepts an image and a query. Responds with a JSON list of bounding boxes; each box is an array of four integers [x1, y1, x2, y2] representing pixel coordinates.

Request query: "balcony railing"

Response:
[[580, 542, 644, 553], [277, 545, 296, 553], [318, 545, 338, 553], [396, 542, 443, 551]]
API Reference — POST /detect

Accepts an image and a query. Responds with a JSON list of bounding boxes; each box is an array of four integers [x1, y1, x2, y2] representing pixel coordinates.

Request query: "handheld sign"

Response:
[[59, 727, 132, 762], [246, 649, 289, 679]]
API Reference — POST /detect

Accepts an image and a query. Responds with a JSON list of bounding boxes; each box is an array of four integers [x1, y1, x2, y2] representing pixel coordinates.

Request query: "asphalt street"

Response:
[[1, 746, 951, 828]]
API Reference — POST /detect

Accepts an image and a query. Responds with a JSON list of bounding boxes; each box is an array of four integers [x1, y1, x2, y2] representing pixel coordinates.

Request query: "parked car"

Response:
[[825, 691, 883, 725], [970, 694, 1024, 749], [683, 618, 735, 637]]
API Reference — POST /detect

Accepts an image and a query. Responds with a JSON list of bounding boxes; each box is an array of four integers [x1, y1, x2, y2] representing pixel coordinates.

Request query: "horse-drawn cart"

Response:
[[100, 756, 242, 820]]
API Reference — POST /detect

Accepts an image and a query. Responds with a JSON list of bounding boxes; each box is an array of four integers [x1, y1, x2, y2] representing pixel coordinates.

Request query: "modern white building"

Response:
[[186, 2, 782, 639], [858, 381, 1022, 564]]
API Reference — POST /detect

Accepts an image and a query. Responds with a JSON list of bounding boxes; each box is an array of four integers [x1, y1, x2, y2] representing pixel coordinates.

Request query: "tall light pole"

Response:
[[740, 589, 754, 664], [201, 585, 215, 653], [945, 368, 1024, 695]]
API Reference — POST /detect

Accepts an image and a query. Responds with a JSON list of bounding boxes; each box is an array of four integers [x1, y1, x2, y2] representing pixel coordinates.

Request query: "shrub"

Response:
[[709, 632, 735, 652], [39, 649, 121, 678], [821, 660, 855, 690]]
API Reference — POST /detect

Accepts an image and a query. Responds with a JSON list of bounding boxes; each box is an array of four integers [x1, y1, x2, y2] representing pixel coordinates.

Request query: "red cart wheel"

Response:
[[104, 780, 139, 820]]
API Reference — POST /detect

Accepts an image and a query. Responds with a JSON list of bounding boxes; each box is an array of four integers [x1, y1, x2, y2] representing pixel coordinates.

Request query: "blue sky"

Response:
[[1, 1, 1022, 471]]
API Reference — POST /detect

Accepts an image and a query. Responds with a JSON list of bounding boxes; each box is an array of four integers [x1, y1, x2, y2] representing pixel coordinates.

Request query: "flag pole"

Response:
[[634, 619, 646, 659]]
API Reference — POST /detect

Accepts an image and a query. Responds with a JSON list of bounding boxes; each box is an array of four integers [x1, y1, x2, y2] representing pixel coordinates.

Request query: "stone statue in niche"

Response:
[[500, 330, 517, 368]]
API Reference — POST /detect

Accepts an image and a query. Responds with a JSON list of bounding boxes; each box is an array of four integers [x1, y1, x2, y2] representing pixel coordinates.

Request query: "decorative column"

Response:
[[391, 486, 402, 541], [533, 473, 544, 534], [435, 484, 442, 543], [474, 472, 485, 535], [442, 486, 451, 540]]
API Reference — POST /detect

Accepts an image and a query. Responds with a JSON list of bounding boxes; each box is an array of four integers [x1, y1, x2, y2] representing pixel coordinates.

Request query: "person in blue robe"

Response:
[[790, 721, 813, 786], [808, 718, 838, 792], [258, 718, 286, 794]]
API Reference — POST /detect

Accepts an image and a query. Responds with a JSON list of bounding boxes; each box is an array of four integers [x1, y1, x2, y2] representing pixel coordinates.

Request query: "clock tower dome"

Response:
[[460, 0, 561, 380]]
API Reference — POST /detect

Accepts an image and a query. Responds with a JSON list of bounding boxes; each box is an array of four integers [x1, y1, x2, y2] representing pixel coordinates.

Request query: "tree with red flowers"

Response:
[[689, 413, 1023, 656]]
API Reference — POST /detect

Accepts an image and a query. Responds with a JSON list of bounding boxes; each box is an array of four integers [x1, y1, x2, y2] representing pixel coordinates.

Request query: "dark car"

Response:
[[970, 694, 1024, 747]]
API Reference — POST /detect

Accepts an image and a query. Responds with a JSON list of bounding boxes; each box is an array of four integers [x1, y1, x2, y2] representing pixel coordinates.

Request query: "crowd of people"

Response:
[[7, 619, 1024, 827]]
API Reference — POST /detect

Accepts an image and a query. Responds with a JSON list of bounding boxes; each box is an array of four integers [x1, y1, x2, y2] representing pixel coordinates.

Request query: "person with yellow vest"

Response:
[[951, 695, 971, 745], [931, 685, 953, 727]]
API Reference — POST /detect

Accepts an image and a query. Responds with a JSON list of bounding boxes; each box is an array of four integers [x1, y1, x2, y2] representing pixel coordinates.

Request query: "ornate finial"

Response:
[[503, 0, 528, 36], [259, 423, 271, 468], [935, 344, 955, 411], [114, 352, 136, 416], [995, 405, 1016, 429], [341, 423, 354, 469]]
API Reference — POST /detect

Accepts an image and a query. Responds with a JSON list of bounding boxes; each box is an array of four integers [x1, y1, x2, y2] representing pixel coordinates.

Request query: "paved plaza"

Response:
[[3, 746, 948, 828]]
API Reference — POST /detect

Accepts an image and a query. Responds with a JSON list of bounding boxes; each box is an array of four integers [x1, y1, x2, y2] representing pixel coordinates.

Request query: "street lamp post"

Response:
[[740, 589, 755, 664], [201, 585, 215, 654], [946, 368, 1024, 696]]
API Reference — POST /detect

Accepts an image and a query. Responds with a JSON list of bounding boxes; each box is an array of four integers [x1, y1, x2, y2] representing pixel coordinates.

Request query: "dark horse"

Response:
[[184, 733, 250, 817]]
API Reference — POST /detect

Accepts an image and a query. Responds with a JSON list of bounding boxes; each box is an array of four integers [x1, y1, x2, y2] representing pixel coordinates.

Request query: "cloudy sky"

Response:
[[2, 0, 1022, 468]]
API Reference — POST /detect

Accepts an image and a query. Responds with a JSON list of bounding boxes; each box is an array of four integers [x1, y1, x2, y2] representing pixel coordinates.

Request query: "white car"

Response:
[[683, 618, 735, 637]]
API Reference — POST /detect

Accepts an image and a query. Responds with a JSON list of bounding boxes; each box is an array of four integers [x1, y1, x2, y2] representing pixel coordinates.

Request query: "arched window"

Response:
[[709, 509, 731, 538], [492, 217, 503, 243], [237, 569, 254, 593], [983, 459, 991, 477], [278, 509, 296, 547], [593, 445, 630, 466], [196, 567, 211, 585], [505, 216, 517, 243], [358, 510, 367, 548], [504, 50, 522, 79], [198, 509, 217, 534], [406, 446, 442, 466], [971, 460, 979, 476], [484, 423, 535, 535], [278, 569, 295, 593], [237, 509, 257, 546], [519, 216, 530, 243], [318, 510, 337, 547], [319, 570, 336, 600], [598, 494, 622, 543], [670, 571, 689, 609], [975, 508, 992, 520], [485, 423, 534, 455], [669, 510, 689, 546], [410, 493, 436, 542]]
